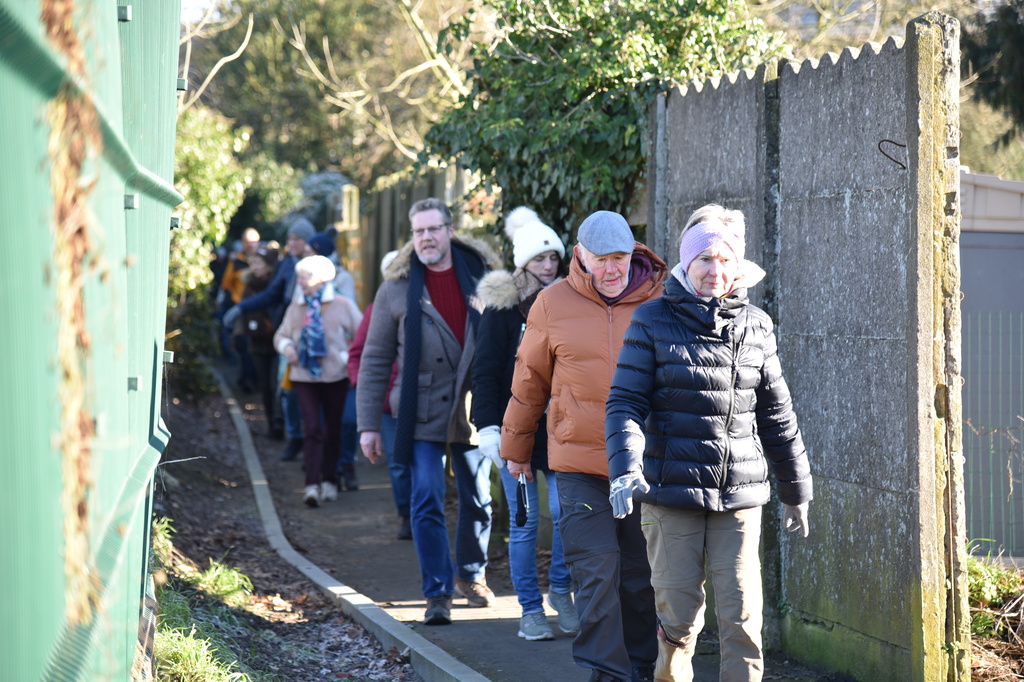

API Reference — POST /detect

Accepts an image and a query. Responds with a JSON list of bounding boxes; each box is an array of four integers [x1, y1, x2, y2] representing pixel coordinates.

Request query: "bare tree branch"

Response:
[[393, 0, 469, 99], [180, 14, 255, 114], [282, 0, 475, 165]]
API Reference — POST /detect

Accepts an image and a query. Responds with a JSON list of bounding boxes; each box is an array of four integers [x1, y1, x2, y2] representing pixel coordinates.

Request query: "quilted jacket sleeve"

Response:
[[754, 321, 813, 505], [501, 296, 554, 465], [606, 306, 658, 481]]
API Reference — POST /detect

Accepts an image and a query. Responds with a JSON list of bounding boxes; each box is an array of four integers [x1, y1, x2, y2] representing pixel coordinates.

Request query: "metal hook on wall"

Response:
[[878, 139, 908, 170]]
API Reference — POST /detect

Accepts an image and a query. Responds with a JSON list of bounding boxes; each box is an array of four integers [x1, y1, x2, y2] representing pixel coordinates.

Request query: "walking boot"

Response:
[[281, 437, 303, 461], [340, 463, 359, 491], [655, 623, 693, 681], [397, 515, 412, 540]]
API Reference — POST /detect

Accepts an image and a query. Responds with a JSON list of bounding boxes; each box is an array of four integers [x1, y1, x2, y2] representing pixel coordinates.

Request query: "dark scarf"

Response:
[[393, 242, 486, 465]]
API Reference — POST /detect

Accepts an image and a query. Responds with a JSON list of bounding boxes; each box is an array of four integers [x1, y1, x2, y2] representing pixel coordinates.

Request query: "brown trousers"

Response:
[[641, 504, 764, 682]]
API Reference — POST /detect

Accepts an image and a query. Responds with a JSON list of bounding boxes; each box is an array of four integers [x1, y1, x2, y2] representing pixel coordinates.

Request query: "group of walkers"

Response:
[[216, 196, 814, 681], [350, 197, 815, 682], [214, 217, 371, 511]]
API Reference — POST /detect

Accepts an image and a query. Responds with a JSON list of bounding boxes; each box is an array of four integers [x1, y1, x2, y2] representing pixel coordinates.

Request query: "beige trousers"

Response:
[[641, 504, 764, 682]]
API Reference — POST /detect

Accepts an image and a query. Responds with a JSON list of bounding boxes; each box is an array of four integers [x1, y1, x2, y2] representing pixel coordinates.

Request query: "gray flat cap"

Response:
[[577, 210, 635, 256]]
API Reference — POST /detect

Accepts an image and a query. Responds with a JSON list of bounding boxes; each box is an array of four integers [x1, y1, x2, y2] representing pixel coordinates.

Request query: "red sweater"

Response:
[[426, 267, 467, 347]]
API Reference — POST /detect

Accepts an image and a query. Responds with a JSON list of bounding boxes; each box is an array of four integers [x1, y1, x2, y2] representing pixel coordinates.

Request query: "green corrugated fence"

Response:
[[0, 1, 181, 679]]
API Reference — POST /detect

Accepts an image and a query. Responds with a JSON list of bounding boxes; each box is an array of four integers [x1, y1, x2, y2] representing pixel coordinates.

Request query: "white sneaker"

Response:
[[320, 481, 338, 501], [303, 484, 320, 507]]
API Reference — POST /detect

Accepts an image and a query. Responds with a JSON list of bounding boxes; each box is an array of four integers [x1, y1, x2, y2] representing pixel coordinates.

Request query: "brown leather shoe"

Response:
[[454, 577, 494, 607]]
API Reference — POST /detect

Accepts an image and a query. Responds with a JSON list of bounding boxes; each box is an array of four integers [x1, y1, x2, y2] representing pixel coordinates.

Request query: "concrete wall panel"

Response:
[[783, 334, 912, 490], [657, 68, 768, 301], [647, 12, 967, 681], [777, 191, 911, 338], [778, 40, 908, 196], [783, 480, 915, 646]]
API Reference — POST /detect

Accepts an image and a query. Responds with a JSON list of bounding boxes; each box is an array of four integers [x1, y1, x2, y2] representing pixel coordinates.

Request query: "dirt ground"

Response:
[[157, 381, 420, 681]]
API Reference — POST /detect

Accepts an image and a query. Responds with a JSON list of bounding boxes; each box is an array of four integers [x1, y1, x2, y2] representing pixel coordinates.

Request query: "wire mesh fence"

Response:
[[963, 311, 1024, 556]]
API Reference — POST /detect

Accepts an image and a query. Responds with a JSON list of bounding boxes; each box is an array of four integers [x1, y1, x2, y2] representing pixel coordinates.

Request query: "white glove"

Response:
[[783, 502, 810, 537], [222, 305, 242, 330], [609, 472, 650, 519], [478, 425, 503, 469]]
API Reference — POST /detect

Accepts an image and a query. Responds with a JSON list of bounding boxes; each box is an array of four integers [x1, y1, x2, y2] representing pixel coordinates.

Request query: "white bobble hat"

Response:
[[504, 206, 565, 269]]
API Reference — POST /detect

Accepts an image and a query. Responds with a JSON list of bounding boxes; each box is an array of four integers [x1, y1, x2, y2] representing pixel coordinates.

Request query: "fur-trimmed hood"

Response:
[[476, 268, 560, 311], [476, 271, 520, 310], [382, 235, 501, 282]]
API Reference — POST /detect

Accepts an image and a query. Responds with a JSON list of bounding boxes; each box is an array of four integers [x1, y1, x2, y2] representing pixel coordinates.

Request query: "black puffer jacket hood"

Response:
[[605, 274, 812, 511]]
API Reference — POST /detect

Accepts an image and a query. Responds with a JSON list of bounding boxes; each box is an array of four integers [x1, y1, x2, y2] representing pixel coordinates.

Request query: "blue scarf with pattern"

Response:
[[299, 286, 327, 378]]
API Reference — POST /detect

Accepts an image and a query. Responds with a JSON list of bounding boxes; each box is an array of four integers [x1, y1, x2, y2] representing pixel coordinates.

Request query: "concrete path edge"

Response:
[[211, 367, 490, 682]]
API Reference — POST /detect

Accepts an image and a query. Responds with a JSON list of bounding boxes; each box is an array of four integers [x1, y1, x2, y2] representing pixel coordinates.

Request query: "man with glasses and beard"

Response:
[[357, 198, 499, 626]]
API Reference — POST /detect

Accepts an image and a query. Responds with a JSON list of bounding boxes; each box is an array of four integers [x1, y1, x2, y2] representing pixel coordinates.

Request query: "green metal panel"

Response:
[[0, 1, 182, 679], [0, 10, 66, 678]]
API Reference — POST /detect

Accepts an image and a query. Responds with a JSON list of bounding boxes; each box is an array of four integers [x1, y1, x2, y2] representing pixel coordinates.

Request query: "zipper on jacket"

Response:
[[719, 323, 740, 499]]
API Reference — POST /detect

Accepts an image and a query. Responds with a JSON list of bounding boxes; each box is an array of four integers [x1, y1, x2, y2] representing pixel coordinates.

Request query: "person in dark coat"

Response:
[[238, 246, 279, 432], [472, 207, 577, 642], [605, 204, 813, 682], [223, 215, 315, 457]]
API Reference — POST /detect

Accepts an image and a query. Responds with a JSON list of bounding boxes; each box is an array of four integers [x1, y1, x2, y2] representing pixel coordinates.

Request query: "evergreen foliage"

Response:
[[423, 0, 787, 237], [961, 0, 1024, 145]]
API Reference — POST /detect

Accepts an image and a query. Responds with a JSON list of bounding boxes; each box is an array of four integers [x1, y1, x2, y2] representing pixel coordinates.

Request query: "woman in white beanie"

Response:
[[274, 255, 363, 507], [471, 207, 579, 641], [605, 204, 812, 680]]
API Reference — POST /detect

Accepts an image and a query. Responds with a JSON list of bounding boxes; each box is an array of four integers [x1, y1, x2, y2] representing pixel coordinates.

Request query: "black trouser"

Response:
[[557, 472, 658, 681]]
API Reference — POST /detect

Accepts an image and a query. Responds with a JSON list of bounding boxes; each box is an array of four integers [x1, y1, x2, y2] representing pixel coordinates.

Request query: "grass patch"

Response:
[[967, 540, 1024, 640], [152, 517, 268, 682]]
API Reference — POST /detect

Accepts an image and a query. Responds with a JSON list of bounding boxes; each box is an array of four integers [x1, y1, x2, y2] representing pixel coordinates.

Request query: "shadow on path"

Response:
[[216, 363, 826, 681]]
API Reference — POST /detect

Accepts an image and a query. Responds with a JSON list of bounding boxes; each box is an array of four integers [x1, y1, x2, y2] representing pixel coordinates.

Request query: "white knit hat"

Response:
[[504, 207, 565, 269], [380, 250, 399, 276]]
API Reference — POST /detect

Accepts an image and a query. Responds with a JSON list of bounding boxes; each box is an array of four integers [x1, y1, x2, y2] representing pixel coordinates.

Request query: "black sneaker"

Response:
[[423, 595, 452, 625], [280, 438, 303, 461], [340, 463, 359, 491], [397, 516, 412, 540]]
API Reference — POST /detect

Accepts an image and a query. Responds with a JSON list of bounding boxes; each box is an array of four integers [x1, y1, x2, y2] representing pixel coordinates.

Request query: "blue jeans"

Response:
[[500, 466, 571, 615], [410, 441, 492, 598], [381, 413, 410, 518]]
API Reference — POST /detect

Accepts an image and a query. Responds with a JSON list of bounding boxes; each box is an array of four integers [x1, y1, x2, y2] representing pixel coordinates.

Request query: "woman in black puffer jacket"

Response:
[[605, 204, 812, 682]]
